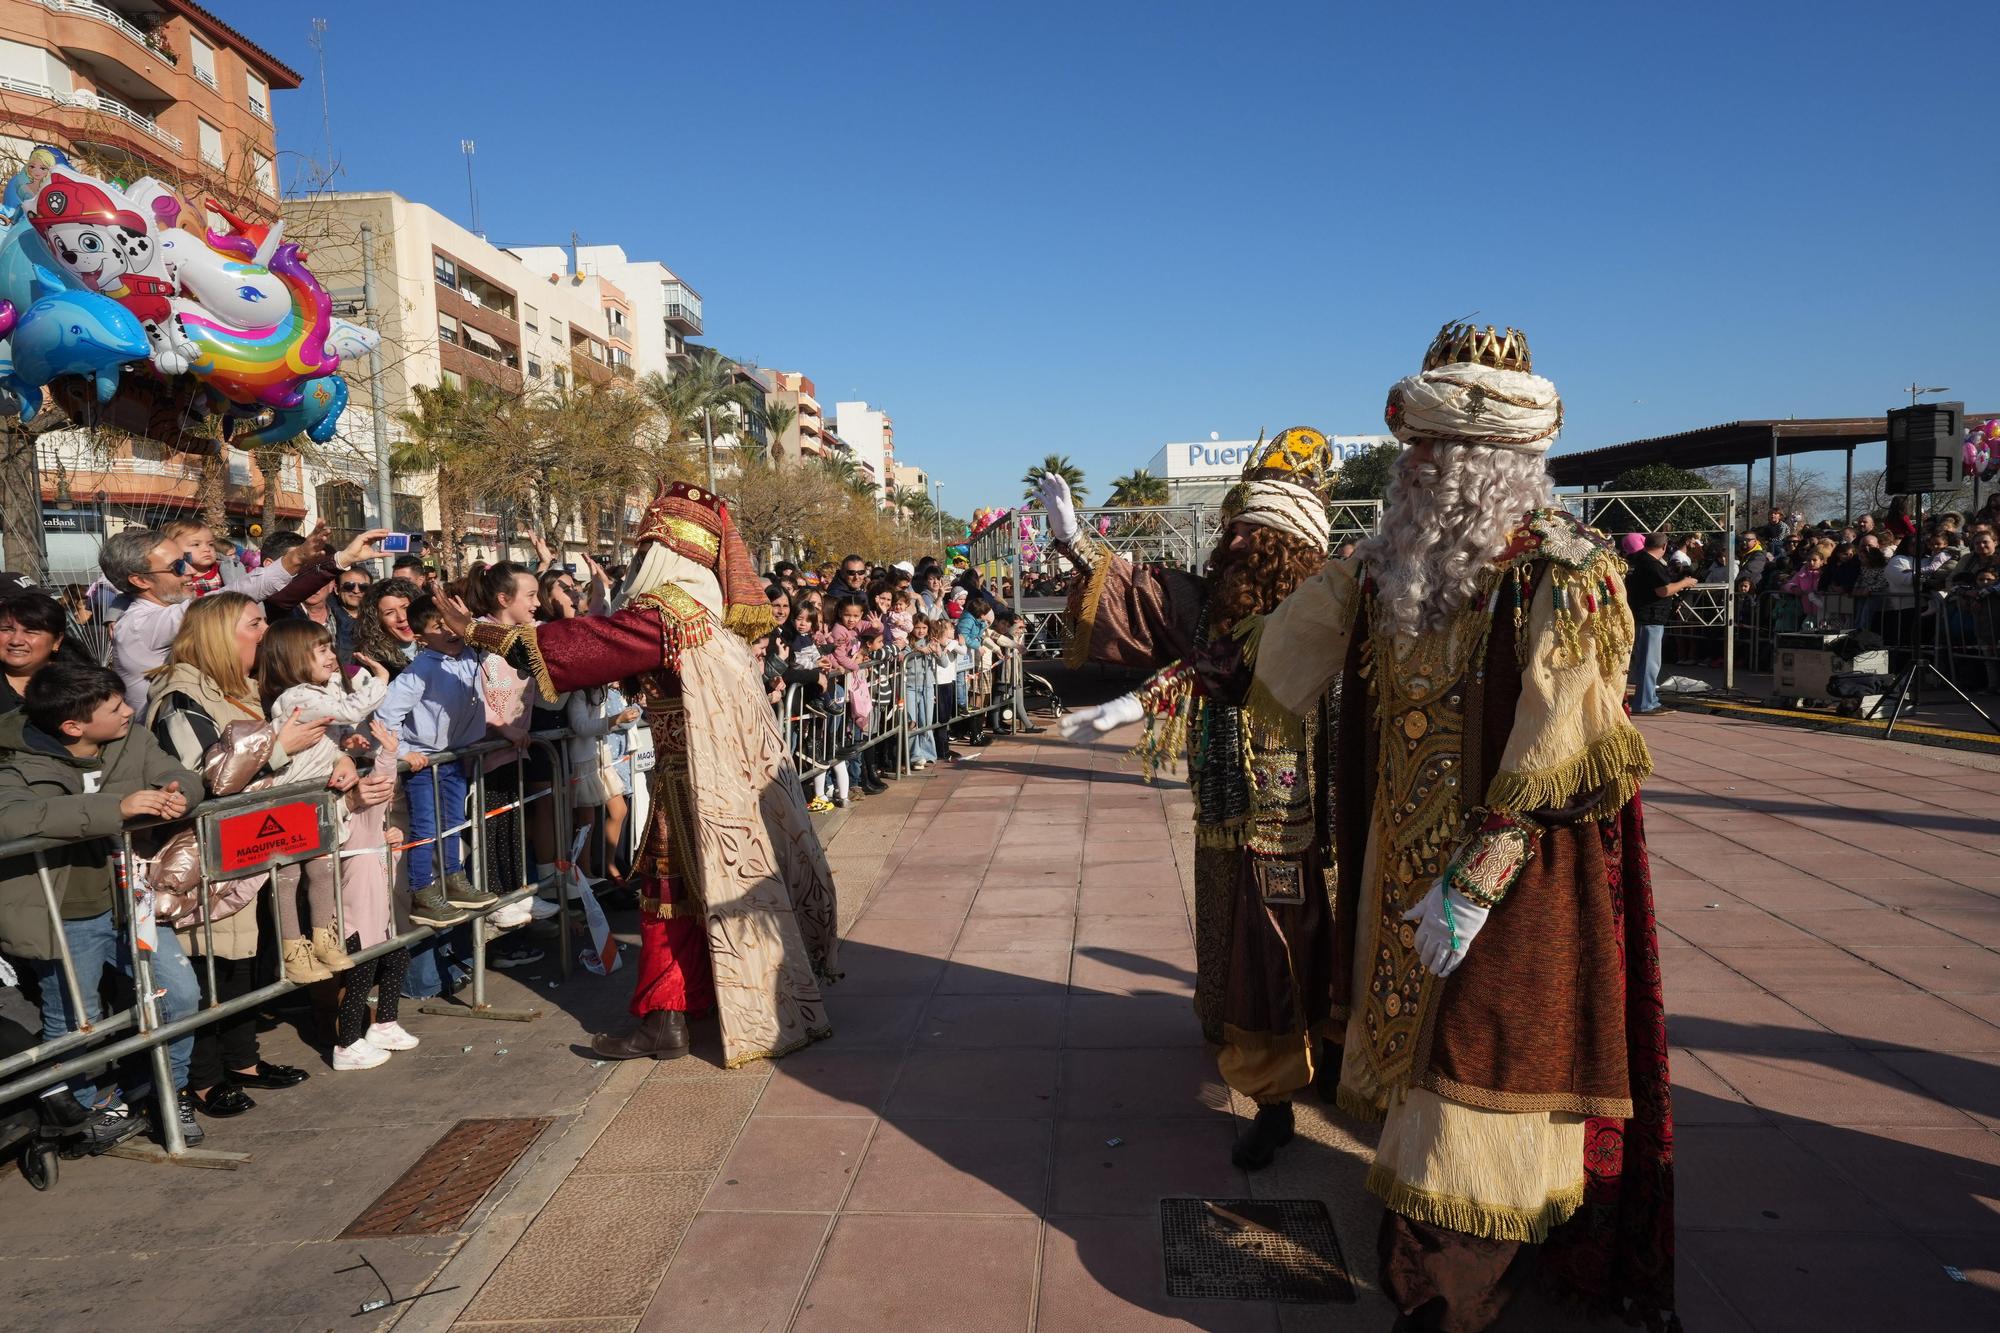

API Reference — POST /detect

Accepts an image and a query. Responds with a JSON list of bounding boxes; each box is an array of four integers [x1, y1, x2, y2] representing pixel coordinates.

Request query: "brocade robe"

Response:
[[476, 584, 840, 1067], [1065, 544, 1338, 1095], [1254, 508, 1676, 1323]]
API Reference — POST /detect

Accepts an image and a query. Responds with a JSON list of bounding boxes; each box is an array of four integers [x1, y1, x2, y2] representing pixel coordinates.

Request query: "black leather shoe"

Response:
[[233, 1061, 310, 1089], [1231, 1101, 1295, 1170], [194, 1083, 256, 1118]]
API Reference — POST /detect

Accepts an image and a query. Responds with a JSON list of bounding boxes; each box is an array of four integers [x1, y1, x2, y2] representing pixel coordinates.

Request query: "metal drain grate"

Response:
[[341, 1117, 552, 1237], [1160, 1197, 1356, 1304]]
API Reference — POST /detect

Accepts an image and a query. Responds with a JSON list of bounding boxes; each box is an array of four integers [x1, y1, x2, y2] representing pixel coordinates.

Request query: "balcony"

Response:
[[661, 281, 702, 335]]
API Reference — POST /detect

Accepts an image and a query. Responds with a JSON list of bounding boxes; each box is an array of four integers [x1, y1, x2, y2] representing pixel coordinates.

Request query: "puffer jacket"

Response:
[[146, 664, 289, 958], [0, 709, 201, 960]]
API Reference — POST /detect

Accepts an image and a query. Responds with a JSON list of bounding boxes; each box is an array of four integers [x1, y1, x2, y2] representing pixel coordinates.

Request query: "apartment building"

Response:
[[833, 401, 894, 502], [296, 191, 625, 549], [743, 369, 832, 465], [512, 243, 700, 383], [0, 0, 296, 209]]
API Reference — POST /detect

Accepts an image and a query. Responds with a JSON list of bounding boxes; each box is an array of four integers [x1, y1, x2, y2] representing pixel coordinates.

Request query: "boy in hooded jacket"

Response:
[[0, 659, 206, 1151]]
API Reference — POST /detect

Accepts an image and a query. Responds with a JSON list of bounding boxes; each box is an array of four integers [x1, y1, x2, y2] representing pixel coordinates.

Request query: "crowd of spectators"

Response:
[[0, 519, 1006, 1160], [1621, 491, 2000, 691]]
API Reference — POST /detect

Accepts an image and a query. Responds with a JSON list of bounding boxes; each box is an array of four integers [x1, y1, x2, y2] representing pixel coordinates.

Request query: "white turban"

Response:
[[1234, 478, 1331, 553], [1386, 362, 1563, 454]]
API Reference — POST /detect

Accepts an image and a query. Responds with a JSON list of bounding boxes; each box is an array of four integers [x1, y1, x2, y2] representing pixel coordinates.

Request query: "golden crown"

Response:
[[1217, 427, 1335, 523], [1422, 322, 1533, 374]]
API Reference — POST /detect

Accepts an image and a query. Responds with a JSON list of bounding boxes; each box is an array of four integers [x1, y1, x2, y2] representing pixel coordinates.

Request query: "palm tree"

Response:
[[1022, 453, 1087, 503], [639, 348, 758, 490], [1108, 468, 1169, 507], [393, 379, 506, 574], [756, 402, 798, 465]]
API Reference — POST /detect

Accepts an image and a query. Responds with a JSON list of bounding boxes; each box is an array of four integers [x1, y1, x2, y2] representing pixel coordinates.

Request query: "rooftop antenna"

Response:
[[461, 139, 480, 235], [569, 229, 580, 278], [308, 18, 334, 179]]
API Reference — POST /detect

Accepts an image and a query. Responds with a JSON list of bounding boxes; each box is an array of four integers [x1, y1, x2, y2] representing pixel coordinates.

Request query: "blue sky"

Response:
[[228, 0, 1997, 511]]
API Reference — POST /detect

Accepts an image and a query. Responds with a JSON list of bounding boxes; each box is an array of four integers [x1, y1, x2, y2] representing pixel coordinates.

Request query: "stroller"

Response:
[[0, 1010, 92, 1190]]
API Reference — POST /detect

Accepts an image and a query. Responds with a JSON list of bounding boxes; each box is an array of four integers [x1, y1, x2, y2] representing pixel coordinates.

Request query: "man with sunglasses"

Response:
[[100, 524, 320, 712]]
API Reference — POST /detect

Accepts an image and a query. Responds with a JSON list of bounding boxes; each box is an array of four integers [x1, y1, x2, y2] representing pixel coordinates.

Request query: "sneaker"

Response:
[[488, 899, 534, 930], [333, 1038, 391, 1071], [409, 884, 467, 927], [74, 1105, 143, 1156], [807, 797, 835, 813], [490, 939, 545, 970], [528, 894, 561, 920], [443, 871, 497, 909], [366, 1021, 420, 1051], [832, 792, 850, 809], [170, 1089, 205, 1147]]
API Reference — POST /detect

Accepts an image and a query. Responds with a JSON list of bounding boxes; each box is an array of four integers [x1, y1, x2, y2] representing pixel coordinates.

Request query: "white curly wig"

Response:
[[1357, 443, 1555, 641]]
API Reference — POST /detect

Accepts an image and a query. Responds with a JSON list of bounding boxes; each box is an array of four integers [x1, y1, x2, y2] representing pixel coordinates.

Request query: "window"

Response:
[[524, 305, 538, 334], [252, 150, 275, 197], [246, 70, 269, 121], [553, 367, 567, 390], [190, 32, 217, 88], [527, 356, 542, 379], [547, 317, 562, 342], [433, 254, 458, 289], [316, 481, 364, 545], [440, 369, 463, 390], [198, 119, 223, 168], [437, 313, 459, 346]]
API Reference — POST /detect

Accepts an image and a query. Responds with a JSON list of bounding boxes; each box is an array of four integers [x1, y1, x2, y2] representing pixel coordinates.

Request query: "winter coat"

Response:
[[0, 709, 201, 960]]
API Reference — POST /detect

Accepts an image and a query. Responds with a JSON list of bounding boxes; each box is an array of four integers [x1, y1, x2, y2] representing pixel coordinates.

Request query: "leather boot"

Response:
[[591, 1009, 689, 1060], [1315, 1037, 1341, 1103], [1231, 1100, 1295, 1170], [281, 936, 333, 985], [311, 924, 355, 972]]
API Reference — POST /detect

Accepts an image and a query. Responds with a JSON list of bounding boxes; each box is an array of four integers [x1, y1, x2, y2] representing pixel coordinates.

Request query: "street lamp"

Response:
[[1907, 383, 1950, 406], [934, 479, 944, 554]]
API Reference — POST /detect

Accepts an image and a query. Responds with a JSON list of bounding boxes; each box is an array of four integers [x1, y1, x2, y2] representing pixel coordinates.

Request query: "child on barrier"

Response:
[[904, 614, 939, 769], [328, 720, 418, 1071], [887, 587, 918, 648], [955, 600, 995, 748], [256, 619, 390, 978], [374, 595, 493, 928], [565, 683, 641, 887], [0, 659, 202, 1154], [932, 615, 966, 763], [836, 598, 893, 796], [784, 604, 842, 812]]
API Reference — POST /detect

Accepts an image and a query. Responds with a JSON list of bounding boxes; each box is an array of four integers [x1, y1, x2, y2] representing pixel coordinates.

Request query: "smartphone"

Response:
[[380, 533, 412, 553]]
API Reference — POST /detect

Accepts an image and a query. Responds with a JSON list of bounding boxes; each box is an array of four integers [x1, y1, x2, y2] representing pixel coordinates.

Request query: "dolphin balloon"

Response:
[[0, 290, 151, 419]]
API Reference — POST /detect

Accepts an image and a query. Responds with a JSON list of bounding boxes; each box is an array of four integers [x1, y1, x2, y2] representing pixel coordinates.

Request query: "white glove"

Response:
[[1056, 692, 1144, 742], [1039, 472, 1080, 545], [1401, 880, 1491, 977]]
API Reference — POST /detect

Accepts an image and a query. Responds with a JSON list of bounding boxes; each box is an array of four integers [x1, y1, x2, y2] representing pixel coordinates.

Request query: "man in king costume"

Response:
[[444, 481, 839, 1066], [1247, 325, 1676, 1332], [1042, 428, 1341, 1170]]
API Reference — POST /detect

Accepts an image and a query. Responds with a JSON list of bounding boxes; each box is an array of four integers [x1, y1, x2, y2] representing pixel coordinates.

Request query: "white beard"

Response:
[[1357, 444, 1556, 641]]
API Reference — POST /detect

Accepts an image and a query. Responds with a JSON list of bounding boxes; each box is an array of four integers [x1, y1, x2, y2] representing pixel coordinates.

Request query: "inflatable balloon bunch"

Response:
[[0, 144, 376, 448], [1964, 418, 2000, 485], [1016, 510, 1042, 564], [969, 506, 1008, 537]]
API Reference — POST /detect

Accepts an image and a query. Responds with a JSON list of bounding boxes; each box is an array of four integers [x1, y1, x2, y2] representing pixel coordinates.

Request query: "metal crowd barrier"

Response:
[[0, 636, 991, 1170]]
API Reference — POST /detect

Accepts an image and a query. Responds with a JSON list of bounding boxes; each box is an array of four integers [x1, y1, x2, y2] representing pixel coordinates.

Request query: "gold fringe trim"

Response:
[[1196, 817, 1250, 850], [1130, 662, 1196, 781], [1063, 542, 1115, 670], [1414, 1069, 1636, 1120], [1336, 1083, 1388, 1122], [723, 1022, 834, 1069], [1232, 611, 1266, 663], [1367, 1165, 1586, 1245], [724, 602, 776, 642], [1486, 724, 1651, 819]]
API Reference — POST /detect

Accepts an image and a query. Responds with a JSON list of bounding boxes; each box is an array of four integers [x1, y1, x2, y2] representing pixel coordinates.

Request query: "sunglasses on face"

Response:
[[339, 581, 369, 593]]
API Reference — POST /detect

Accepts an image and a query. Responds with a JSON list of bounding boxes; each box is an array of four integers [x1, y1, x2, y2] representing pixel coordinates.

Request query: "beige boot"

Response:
[[282, 936, 333, 984], [310, 924, 355, 972]]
